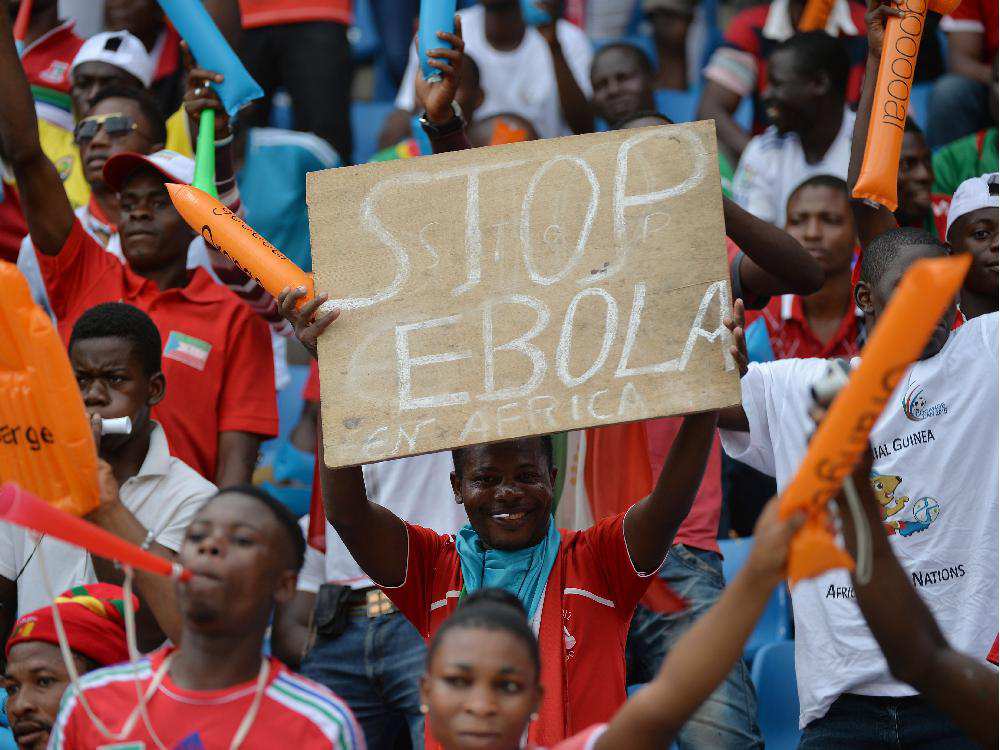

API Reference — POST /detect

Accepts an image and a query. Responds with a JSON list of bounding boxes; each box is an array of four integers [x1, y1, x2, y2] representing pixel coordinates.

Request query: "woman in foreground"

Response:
[[420, 497, 803, 750]]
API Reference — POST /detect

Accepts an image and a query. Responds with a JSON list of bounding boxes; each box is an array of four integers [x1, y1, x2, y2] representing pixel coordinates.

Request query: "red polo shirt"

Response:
[[746, 293, 862, 360], [239, 1, 351, 28], [37, 219, 278, 480], [384, 513, 652, 749]]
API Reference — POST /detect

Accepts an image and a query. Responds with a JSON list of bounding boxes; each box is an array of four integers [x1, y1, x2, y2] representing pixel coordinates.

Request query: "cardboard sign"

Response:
[[307, 121, 739, 468]]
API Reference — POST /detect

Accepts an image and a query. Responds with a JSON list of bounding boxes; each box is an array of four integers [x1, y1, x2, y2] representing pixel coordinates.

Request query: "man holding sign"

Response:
[[281, 283, 717, 749]]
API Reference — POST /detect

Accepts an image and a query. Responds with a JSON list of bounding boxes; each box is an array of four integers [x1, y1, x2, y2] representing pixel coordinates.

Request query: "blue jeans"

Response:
[[301, 605, 425, 749], [798, 693, 980, 749], [627, 544, 764, 749], [369, 0, 419, 86], [926, 74, 991, 150]]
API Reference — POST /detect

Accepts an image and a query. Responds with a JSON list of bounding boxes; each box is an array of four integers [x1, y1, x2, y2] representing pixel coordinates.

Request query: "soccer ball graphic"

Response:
[[912, 497, 940, 525]]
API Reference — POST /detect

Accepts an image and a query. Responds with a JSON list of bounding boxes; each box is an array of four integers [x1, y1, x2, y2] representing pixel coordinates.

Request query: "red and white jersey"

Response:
[[383, 512, 654, 748], [50, 647, 365, 749]]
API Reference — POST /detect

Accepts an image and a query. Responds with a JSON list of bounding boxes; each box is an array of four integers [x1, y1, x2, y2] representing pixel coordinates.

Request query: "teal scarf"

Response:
[[455, 519, 561, 621]]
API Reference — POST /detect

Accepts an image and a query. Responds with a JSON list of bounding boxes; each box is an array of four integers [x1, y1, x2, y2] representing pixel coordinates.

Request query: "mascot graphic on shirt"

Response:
[[870, 474, 940, 536]]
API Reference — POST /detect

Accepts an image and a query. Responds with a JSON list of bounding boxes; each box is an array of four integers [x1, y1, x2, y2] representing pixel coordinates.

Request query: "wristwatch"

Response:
[[419, 101, 464, 136]]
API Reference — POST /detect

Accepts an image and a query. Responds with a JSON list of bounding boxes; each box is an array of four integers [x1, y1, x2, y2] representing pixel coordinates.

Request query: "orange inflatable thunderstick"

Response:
[[798, 0, 835, 31], [0, 483, 191, 580], [853, 0, 962, 210], [778, 254, 970, 585], [0, 262, 98, 516], [167, 183, 336, 313]]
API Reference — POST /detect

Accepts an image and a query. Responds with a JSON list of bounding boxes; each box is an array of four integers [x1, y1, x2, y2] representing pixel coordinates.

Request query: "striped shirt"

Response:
[[49, 648, 364, 749]]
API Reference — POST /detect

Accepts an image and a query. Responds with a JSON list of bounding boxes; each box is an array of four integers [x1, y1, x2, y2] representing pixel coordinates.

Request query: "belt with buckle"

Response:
[[346, 587, 396, 618]]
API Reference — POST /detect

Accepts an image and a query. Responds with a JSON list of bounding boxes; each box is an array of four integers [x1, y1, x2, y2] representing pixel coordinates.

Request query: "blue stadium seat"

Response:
[[349, 0, 382, 63], [652, 84, 753, 129], [719, 536, 752, 582], [719, 538, 793, 661], [908, 81, 933, 132], [699, 0, 724, 70], [654, 87, 700, 124], [351, 100, 398, 164], [751, 641, 801, 750]]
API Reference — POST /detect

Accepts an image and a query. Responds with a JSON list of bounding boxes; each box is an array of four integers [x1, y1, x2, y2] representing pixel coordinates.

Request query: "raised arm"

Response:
[[535, 3, 593, 135], [417, 15, 474, 154], [596, 498, 803, 749], [623, 411, 718, 573], [277, 288, 410, 588], [833, 453, 999, 748], [848, 0, 902, 249], [697, 81, 751, 163], [181, 47, 291, 335], [724, 196, 824, 299], [0, 0, 74, 255]]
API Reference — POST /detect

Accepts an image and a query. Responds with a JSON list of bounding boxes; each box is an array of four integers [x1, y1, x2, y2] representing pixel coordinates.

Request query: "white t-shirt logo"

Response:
[[902, 377, 948, 421]]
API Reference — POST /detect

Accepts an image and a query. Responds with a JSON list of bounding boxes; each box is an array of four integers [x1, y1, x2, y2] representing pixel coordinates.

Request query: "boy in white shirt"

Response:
[[0, 303, 214, 651], [718, 225, 996, 747]]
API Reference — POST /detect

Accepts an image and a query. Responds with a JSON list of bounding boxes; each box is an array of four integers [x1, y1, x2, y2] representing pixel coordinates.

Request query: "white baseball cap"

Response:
[[946, 172, 999, 240], [102, 150, 195, 192], [71, 31, 155, 89]]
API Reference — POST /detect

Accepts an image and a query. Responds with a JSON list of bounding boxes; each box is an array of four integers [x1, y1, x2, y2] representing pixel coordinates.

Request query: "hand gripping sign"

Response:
[[0, 262, 98, 516], [778, 254, 970, 586], [167, 183, 337, 315], [852, 0, 962, 211], [798, 0, 836, 31]]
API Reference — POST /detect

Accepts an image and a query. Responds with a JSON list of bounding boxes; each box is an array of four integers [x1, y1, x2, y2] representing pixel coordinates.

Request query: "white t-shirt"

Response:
[[297, 451, 467, 593], [0, 423, 215, 617], [394, 5, 593, 140], [720, 313, 999, 728], [732, 108, 855, 228]]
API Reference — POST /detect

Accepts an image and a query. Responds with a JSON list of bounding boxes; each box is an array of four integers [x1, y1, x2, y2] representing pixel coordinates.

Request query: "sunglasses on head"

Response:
[[73, 113, 140, 144]]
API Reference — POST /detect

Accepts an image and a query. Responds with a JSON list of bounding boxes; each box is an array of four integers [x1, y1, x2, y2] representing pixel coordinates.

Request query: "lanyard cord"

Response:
[[36, 542, 270, 749]]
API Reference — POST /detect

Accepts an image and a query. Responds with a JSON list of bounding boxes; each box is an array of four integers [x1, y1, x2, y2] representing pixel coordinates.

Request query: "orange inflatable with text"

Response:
[[778, 254, 970, 586], [0, 262, 98, 516], [167, 183, 320, 309], [853, 0, 962, 210]]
